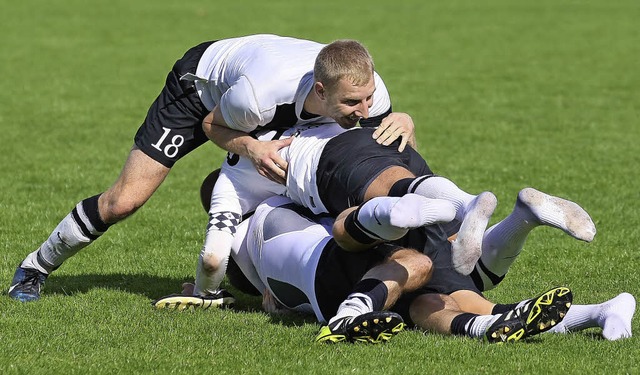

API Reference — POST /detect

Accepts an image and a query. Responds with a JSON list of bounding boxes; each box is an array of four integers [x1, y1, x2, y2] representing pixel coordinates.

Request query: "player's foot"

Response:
[[389, 194, 456, 230], [517, 188, 596, 242], [152, 289, 236, 311], [451, 192, 497, 275], [485, 286, 573, 343], [599, 292, 636, 340], [8, 266, 47, 302], [315, 311, 405, 344]]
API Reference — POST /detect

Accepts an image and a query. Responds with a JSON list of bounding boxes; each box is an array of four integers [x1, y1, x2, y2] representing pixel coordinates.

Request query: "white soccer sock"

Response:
[[465, 314, 500, 338], [476, 188, 597, 290], [21, 203, 106, 274], [450, 192, 497, 275], [408, 176, 476, 222], [476, 203, 537, 283], [328, 293, 374, 326], [357, 195, 456, 241], [548, 293, 636, 340], [517, 188, 596, 241], [194, 228, 234, 296]]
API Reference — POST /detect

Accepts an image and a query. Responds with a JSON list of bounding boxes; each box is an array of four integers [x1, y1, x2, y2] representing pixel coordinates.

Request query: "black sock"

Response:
[[491, 303, 519, 315], [450, 313, 478, 336], [352, 278, 389, 311]]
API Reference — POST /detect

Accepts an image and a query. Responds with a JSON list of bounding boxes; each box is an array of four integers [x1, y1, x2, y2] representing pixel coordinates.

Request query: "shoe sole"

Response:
[[487, 287, 572, 343], [347, 311, 405, 344], [152, 294, 235, 311]]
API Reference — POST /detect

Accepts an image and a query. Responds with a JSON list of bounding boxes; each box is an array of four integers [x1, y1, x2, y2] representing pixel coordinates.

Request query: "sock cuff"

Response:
[[450, 313, 477, 336], [407, 174, 437, 194], [388, 178, 415, 197], [491, 303, 519, 315], [352, 278, 389, 311], [344, 208, 378, 244], [74, 194, 111, 239]]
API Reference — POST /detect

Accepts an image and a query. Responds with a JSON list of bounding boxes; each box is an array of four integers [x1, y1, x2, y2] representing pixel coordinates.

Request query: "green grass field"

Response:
[[1, 0, 639, 373]]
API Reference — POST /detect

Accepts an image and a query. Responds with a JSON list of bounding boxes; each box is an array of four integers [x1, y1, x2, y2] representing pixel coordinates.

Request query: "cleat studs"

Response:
[[385, 317, 392, 323], [353, 326, 360, 332], [363, 321, 368, 327], [492, 332, 498, 338], [559, 312, 565, 318], [504, 327, 510, 333], [373, 319, 379, 324], [551, 320, 556, 326]]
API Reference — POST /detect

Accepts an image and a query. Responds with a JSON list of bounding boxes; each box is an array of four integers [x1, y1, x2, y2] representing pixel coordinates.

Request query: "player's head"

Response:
[[313, 40, 376, 129]]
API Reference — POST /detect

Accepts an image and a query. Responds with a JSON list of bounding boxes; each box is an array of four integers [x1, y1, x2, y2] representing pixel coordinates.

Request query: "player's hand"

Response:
[[262, 288, 290, 314], [246, 137, 293, 185], [371, 112, 417, 152]]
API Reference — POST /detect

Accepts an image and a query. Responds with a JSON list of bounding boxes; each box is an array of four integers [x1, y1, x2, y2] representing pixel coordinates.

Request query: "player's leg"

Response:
[[408, 293, 508, 340], [471, 187, 597, 291], [365, 168, 496, 276], [10, 42, 213, 302], [546, 292, 635, 340], [412, 287, 573, 343], [10, 148, 170, 302], [317, 247, 431, 343], [332, 194, 456, 251]]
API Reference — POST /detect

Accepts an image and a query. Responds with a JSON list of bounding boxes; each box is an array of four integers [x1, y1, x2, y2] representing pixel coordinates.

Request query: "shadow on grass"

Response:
[[39, 273, 322, 327], [43, 272, 262, 309]]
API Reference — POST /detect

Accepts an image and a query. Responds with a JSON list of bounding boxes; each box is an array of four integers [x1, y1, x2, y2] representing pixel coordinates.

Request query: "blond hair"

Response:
[[314, 39, 375, 90]]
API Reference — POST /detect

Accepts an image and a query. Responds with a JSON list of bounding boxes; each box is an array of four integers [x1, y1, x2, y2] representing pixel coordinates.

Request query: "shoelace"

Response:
[[19, 271, 44, 292]]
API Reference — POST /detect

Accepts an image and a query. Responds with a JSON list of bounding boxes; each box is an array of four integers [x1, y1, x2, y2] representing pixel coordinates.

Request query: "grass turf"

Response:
[[1, 0, 638, 373]]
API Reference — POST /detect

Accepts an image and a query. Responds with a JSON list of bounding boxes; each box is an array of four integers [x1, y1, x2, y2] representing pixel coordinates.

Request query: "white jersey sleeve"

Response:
[[218, 75, 273, 133]]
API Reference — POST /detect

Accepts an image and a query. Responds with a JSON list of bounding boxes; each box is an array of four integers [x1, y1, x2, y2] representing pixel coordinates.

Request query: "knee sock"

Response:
[[408, 176, 476, 222], [473, 188, 596, 291], [328, 279, 388, 325], [194, 211, 241, 296], [450, 312, 500, 338], [345, 195, 456, 243], [547, 293, 635, 340], [21, 194, 110, 274]]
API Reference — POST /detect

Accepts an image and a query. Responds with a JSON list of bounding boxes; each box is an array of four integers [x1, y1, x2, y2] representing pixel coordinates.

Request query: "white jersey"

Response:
[[183, 34, 391, 133], [209, 122, 347, 218], [230, 196, 334, 322]]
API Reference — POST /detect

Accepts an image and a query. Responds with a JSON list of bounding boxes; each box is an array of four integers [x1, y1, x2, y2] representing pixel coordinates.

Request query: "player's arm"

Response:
[[202, 106, 292, 185]]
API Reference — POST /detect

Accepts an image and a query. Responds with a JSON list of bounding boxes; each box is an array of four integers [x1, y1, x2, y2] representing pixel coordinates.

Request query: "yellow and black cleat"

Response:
[[485, 286, 572, 344], [316, 311, 405, 344]]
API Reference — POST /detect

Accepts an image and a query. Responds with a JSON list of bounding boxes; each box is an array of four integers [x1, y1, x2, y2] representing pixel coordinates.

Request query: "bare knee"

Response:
[[99, 191, 145, 223], [201, 252, 224, 274]]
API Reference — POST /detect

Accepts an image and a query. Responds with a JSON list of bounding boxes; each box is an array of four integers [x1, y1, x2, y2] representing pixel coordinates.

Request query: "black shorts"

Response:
[[316, 128, 433, 215], [134, 41, 215, 168], [391, 225, 483, 326], [314, 241, 402, 322]]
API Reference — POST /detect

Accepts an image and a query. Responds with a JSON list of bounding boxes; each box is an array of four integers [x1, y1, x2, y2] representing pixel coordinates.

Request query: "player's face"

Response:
[[323, 76, 375, 129]]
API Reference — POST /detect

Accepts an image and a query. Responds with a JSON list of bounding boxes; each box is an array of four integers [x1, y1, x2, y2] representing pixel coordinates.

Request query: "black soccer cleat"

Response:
[[315, 311, 405, 344], [8, 266, 48, 302], [485, 286, 573, 343]]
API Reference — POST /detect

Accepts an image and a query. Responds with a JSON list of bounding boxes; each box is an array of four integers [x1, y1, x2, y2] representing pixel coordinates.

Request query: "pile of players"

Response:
[[9, 34, 635, 344]]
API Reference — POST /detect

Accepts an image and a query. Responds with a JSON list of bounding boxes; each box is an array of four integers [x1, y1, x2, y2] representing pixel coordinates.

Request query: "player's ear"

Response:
[[314, 81, 326, 100]]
